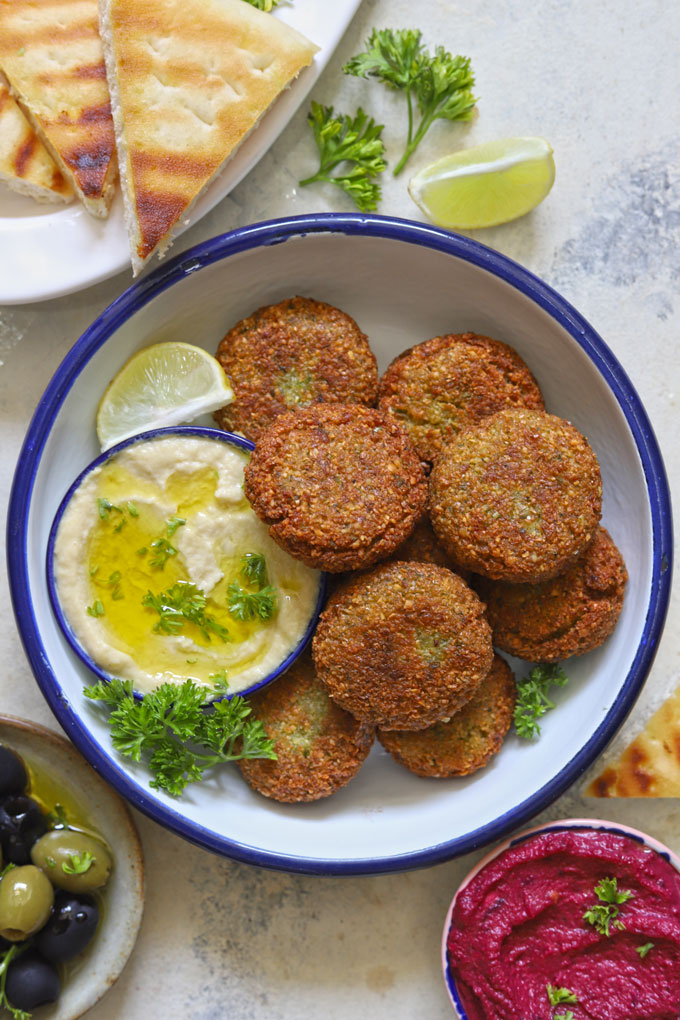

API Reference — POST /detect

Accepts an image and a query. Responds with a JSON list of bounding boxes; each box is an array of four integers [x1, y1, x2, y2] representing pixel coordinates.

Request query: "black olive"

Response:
[[0, 795, 47, 864], [35, 891, 99, 963], [0, 748, 28, 798], [5, 949, 60, 1010]]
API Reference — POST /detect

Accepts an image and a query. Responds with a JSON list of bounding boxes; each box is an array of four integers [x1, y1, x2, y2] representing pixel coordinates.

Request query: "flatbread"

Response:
[[99, 0, 318, 274], [586, 684, 680, 796], [0, 0, 117, 216], [0, 77, 73, 202]]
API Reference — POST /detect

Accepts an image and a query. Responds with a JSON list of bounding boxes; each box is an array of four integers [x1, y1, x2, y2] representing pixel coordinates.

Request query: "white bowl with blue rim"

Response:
[[45, 424, 325, 700], [7, 213, 672, 875], [441, 817, 680, 1017]]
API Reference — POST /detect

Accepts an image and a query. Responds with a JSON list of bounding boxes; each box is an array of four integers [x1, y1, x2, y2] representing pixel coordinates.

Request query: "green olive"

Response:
[[0, 865, 54, 941], [31, 830, 113, 893]]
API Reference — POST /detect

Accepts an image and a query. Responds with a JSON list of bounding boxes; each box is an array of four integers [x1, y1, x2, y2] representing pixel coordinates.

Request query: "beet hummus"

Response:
[[447, 827, 680, 1019]]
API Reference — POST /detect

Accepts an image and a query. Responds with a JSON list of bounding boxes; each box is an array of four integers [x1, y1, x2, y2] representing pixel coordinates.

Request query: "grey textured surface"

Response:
[[1, 0, 679, 1017]]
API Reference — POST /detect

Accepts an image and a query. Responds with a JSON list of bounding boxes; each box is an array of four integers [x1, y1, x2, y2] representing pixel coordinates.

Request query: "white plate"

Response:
[[7, 215, 672, 874], [0, 0, 362, 305]]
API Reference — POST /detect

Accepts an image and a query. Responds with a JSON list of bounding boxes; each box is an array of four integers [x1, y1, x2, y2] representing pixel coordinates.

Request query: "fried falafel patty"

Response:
[[237, 654, 374, 803], [429, 408, 602, 583], [312, 561, 493, 731], [244, 404, 428, 572], [378, 653, 516, 777], [213, 296, 378, 442], [378, 332, 544, 465], [474, 526, 627, 662]]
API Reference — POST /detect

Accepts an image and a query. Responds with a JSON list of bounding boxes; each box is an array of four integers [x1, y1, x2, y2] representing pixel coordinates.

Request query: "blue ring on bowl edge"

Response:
[[45, 425, 326, 702], [442, 819, 680, 1017], [7, 212, 673, 876]]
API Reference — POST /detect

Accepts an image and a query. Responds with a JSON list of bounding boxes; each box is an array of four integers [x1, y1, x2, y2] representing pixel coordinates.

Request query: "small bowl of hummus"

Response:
[[47, 426, 325, 701], [442, 817, 680, 1019]]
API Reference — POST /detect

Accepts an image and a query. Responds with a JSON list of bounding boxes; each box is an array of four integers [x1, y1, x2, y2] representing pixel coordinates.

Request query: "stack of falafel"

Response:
[[214, 296, 627, 803]]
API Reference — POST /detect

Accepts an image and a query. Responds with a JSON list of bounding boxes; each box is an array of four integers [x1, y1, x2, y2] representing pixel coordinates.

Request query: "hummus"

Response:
[[53, 433, 322, 695], [447, 828, 680, 1020]]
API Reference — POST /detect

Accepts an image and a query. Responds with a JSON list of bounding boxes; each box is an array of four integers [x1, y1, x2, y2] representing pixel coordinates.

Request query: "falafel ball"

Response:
[[213, 296, 378, 442], [429, 408, 602, 583], [378, 332, 544, 465], [312, 561, 493, 731], [474, 526, 627, 662], [237, 654, 374, 803], [244, 403, 428, 572], [378, 653, 516, 777]]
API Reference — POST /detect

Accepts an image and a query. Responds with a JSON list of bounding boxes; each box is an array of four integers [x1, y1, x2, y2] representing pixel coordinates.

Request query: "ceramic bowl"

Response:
[[7, 213, 672, 875], [45, 425, 325, 700], [441, 817, 680, 1017], [0, 715, 144, 1019]]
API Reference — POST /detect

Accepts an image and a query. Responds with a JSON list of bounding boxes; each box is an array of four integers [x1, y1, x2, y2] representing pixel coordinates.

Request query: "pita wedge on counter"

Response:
[[0, 0, 117, 216], [0, 76, 74, 203], [99, 0, 318, 274], [586, 683, 680, 796]]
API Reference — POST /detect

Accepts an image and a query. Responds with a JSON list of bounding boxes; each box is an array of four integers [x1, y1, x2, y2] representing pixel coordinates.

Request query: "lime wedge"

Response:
[[96, 342, 234, 450], [408, 137, 555, 229]]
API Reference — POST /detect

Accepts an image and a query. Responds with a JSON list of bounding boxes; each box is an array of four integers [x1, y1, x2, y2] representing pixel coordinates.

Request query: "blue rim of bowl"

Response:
[[7, 212, 673, 876], [44, 425, 326, 703], [442, 818, 680, 1018]]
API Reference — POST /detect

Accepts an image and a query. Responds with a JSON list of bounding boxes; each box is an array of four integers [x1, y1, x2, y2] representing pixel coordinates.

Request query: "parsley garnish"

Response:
[[209, 669, 229, 694], [127, 502, 139, 517], [166, 516, 186, 537], [242, 0, 281, 8], [83, 677, 276, 795], [142, 582, 231, 642], [583, 876, 634, 936], [87, 599, 105, 618], [149, 538, 178, 568], [344, 28, 476, 175], [636, 941, 654, 958], [0, 944, 31, 1020], [62, 851, 95, 875], [227, 583, 277, 622], [299, 102, 386, 212], [97, 497, 123, 520], [240, 552, 268, 589], [514, 663, 569, 739], [547, 985, 577, 1006], [45, 803, 68, 829]]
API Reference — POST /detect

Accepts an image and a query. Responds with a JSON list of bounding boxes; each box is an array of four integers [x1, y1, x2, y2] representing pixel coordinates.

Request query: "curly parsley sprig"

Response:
[[142, 581, 231, 642], [343, 28, 476, 175], [583, 876, 634, 936], [300, 102, 386, 212], [83, 678, 276, 796], [514, 663, 569, 739]]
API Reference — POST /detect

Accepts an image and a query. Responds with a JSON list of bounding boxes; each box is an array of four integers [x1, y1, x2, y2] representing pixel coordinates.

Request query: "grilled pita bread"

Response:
[[0, 77, 73, 202], [0, 0, 117, 216], [586, 684, 680, 797], [99, 0, 318, 273]]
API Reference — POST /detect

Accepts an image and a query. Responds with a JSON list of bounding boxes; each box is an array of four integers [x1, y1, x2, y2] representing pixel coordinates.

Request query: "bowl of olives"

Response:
[[0, 715, 144, 1019]]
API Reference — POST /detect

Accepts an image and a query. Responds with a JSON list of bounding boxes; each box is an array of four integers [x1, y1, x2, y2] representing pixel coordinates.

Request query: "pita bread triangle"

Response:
[[0, 76, 74, 203], [99, 0, 318, 274], [0, 0, 117, 216], [586, 683, 680, 797]]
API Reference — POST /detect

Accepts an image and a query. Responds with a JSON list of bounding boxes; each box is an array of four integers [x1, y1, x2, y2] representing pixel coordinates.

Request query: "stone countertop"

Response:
[[1, 1, 679, 1017]]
